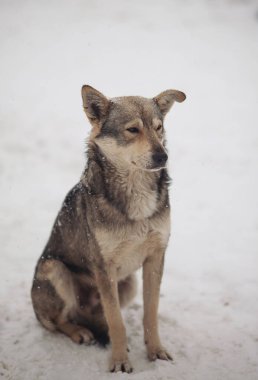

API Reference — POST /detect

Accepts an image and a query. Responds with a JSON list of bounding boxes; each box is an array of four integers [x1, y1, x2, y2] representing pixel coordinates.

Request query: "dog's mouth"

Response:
[[131, 161, 166, 172]]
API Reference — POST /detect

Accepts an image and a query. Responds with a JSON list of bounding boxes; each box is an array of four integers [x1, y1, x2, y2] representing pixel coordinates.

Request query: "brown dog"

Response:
[[31, 85, 186, 373]]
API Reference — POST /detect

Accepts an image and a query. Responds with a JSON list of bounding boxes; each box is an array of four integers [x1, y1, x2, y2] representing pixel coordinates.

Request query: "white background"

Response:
[[0, 1, 258, 379]]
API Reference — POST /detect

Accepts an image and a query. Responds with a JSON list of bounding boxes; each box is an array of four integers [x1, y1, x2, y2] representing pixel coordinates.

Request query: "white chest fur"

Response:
[[124, 170, 158, 221]]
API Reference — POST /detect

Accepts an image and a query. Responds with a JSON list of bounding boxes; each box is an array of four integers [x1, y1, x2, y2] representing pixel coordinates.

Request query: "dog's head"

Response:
[[82, 85, 186, 171]]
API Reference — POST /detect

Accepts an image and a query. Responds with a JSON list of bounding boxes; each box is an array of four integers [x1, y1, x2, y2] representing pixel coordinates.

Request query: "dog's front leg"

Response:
[[96, 266, 132, 373], [143, 252, 173, 362]]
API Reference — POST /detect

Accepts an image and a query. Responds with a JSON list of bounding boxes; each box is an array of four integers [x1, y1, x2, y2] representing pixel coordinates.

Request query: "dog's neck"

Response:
[[82, 143, 169, 221]]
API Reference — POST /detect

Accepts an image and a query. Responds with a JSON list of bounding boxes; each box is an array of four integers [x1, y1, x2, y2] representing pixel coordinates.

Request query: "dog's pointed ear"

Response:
[[153, 89, 186, 116], [81, 85, 109, 125]]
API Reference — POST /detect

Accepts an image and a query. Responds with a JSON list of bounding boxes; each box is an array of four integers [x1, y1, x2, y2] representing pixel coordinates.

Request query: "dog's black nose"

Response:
[[152, 152, 168, 166]]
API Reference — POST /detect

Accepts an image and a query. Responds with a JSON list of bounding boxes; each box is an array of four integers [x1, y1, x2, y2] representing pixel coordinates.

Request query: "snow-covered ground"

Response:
[[1, 0, 258, 379]]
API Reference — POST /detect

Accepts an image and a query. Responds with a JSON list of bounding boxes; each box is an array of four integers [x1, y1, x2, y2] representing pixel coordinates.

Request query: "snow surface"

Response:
[[1, 0, 258, 379]]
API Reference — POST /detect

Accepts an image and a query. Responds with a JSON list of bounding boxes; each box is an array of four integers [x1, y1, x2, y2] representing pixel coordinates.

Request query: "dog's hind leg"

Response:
[[57, 322, 95, 344], [31, 259, 95, 344]]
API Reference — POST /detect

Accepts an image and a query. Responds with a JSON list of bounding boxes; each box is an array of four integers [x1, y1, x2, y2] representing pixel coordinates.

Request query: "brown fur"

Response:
[[31, 85, 186, 373]]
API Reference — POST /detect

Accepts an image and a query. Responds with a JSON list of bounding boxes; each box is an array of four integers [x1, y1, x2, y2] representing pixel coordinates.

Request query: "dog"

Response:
[[31, 85, 186, 373]]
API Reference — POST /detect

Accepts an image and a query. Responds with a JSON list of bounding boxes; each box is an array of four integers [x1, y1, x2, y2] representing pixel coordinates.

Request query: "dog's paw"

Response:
[[147, 346, 173, 362], [109, 356, 133, 373], [70, 327, 95, 345]]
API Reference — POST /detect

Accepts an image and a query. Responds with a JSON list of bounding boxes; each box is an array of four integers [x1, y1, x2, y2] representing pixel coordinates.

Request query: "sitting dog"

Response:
[[31, 85, 186, 373]]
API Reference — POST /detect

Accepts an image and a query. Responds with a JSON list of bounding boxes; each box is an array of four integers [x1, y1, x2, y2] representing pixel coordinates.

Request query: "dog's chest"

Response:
[[95, 215, 170, 280], [95, 222, 150, 279], [126, 187, 157, 221], [117, 170, 158, 221]]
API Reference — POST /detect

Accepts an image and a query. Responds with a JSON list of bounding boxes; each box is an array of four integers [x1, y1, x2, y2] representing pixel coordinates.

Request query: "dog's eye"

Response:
[[156, 125, 163, 132], [126, 127, 139, 134]]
